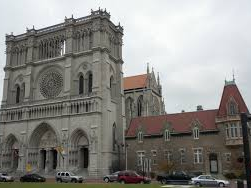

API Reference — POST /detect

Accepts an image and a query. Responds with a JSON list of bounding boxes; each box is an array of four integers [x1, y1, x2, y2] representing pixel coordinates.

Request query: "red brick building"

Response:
[[125, 79, 249, 176]]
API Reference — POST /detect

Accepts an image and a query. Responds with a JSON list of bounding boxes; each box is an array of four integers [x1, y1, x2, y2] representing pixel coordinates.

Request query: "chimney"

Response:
[[197, 105, 203, 111], [181, 110, 185, 113]]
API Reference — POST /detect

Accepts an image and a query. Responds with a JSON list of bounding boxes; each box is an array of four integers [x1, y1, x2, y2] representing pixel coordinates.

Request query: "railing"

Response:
[[0, 94, 100, 122], [225, 138, 243, 146], [215, 115, 240, 123]]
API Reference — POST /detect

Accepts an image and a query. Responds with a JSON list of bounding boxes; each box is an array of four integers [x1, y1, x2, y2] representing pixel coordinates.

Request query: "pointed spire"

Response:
[[147, 63, 149, 74], [232, 69, 235, 83], [157, 72, 160, 85]]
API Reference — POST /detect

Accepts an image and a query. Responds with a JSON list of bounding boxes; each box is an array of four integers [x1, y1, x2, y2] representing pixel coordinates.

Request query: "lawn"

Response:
[[0, 183, 165, 188]]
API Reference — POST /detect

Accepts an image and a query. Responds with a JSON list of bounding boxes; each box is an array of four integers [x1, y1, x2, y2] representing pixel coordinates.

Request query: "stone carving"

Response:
[[39, 70, 63, 99], [90, 129, 97, 152]]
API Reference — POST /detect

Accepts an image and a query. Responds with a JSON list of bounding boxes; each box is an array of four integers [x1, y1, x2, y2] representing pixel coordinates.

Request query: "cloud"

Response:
[[0, 0, 250, 113]]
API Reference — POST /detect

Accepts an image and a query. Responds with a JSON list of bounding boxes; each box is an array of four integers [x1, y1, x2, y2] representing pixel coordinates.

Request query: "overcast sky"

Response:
[[0, 0, 250, 113]]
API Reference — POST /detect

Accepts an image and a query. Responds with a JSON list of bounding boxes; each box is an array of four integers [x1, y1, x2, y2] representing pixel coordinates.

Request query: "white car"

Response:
[[0, 173, 15, 182], [56, 171, 83, 183], [191, 175, 229, 187]]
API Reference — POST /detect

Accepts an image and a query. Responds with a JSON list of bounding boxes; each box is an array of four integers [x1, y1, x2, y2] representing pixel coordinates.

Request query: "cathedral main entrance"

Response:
[[29, 123, 59, 172], [70, 129, 89, 170]]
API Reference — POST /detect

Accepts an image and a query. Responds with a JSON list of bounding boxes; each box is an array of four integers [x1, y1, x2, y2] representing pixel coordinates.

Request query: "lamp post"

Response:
[[241, 113, 251, 188]]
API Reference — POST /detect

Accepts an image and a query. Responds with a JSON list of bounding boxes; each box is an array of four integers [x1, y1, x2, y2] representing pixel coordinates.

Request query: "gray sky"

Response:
[[0, 0, 250, 113]]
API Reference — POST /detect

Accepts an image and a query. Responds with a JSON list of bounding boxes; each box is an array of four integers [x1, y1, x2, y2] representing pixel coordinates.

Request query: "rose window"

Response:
[[39, 70, 63, 98]]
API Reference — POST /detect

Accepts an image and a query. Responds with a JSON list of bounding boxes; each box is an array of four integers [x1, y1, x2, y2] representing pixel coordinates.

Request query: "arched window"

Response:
[[79, 75, 84, 94], [88, 72, 93, 93], [110, 76, 115, 99], [228, 101, 238, 115], [112, 124, 116, 151], [164, 129, 170, 141], [16, 86, 20, 104], [193, 127, 199, 139], [137, 95, 143, 117], [21, 83, 25, 102], [138, 131, 143, 142]]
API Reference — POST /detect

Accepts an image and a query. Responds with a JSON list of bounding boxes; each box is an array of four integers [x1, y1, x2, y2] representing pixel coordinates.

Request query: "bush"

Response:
[[150, 172, 156, 179], [224, 172, 237, 179]]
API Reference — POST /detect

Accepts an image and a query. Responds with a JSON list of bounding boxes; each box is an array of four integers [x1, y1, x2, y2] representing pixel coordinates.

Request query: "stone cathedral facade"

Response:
[[0, 9, 125, 177]]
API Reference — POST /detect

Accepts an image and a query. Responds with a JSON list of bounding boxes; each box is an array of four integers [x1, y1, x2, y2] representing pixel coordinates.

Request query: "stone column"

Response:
[[45, 149, 50, 173]]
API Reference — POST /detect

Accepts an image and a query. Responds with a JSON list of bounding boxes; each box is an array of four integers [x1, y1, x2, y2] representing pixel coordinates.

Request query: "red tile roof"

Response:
[[217, 83, 249, 117], [123, 74, 147, 90], [126, 110, 218, 137]]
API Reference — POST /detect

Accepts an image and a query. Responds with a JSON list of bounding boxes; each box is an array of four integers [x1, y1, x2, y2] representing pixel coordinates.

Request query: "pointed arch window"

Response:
[[110, 76, 115, 99], [112, 124, 116, 151], [228, 101, 238, 115], [79, 75, 84, 94], [88, 72, 93, 93], [193, 127, 199, 139], [164, 129, 170, 141], [137, 95, 143, 117], [16, 85, 20, 104], [138, 131, 143, 142]]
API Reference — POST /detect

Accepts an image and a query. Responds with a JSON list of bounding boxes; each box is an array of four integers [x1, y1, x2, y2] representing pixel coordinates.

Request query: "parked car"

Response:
[[103, 171, 120, 183], [191, 175, 229, 187], [118, 170, 151, 184], [0, 173, 14, 182], [156, 171, 192, 184], [20, 174, 46, 182], [56, 171, 83, 183]]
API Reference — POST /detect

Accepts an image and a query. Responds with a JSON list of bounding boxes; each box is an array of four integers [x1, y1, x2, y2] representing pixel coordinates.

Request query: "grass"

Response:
[[0, 183, 165, 188]]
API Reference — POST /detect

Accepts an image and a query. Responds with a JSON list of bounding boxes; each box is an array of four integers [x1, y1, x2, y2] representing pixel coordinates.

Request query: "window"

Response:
[[137, 95, 143, 116], [79, 75, 84, 94], [230, 123, 238, 138], [137, 151, 145, 166], [138, 131, 143, 142], [16, 86, 20, 103], [112, 124, 116, 151], [110, 76, 115, 99], [164, 129, 170, 141], [164, 150, 172, 162], [180, 149, 186, 164], [151, 150, 157, 156], [194, 148, 203, 164], [225, 124, 230, 138], [228, 101, 238, 115], [193, 127, 199, 139], [225, 153, 231, 162], [88, 72, 93, 93]]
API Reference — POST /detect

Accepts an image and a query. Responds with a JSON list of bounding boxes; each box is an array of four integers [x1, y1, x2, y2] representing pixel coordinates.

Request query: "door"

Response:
[[209, 153, 218, 173], [83, 147, 89, 168], [52, 149, 57, 169], [40, 150, 46, 169]]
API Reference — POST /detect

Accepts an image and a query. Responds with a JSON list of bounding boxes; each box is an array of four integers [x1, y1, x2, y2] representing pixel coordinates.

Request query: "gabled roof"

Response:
[[123, 74, 147, 90], [126, 109, 218, 137], [217, 82, 249, 117]]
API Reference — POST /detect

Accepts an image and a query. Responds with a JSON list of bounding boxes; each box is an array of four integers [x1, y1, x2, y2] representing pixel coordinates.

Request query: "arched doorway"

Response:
[[4, 134, 19, 170], [70, 129, 89, 169], [209, 153, 218, 173], [29, 123, 59, 172]]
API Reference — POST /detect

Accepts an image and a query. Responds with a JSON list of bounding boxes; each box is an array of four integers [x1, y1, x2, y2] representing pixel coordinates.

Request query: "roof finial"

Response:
[[147, 62, 149, 74], [232, 69, 235, 83]]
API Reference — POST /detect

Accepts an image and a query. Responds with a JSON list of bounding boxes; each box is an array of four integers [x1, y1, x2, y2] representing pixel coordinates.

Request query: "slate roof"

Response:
[[126, 109, 218, 137], [217, 83, 249, 117]]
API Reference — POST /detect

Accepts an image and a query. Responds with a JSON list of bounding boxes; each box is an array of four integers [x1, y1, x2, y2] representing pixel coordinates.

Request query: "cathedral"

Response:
[[0, 9, 248, 178], [0, 9, 164, 177]]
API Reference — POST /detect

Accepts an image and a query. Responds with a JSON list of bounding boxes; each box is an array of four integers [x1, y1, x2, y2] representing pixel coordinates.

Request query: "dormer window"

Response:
[[193, 127, 199, 139], [228, 101, 238, 115], [164, 129, 170, 141], [138, 131, 143, 142]]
